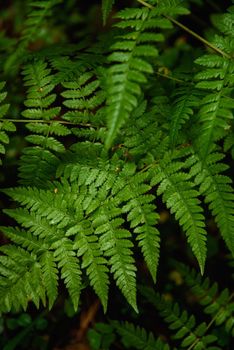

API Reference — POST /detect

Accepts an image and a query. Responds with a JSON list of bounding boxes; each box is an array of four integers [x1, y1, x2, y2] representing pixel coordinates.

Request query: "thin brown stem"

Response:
[[137, 0, 231, 59], [187, 292, 234, 350]]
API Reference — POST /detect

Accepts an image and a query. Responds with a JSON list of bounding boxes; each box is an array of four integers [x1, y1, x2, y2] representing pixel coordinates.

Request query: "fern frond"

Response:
[[62, 71, 105, 116], [56, 153, 137, 310], [3, 207, 64, 239], [169, 86, 198, 148], [3, 186, 76, 229], [102, 0, 115, 25], [0, 226, 47, 253], [40, 250, 59, 310], [0, 81, 15, 164], [113, 321, 170, 350], [105, 7, 168, 148], [61, 69, 106, 142], [22, 0, 61, 43], [224, 127, 234, 159], [120, 99, 169, 166], [61, 153, 160, 285], [0, 179, 113, 311], [194, 55, 233, 159], [71, 220, 109, 312], [4, 0, 61, 73], [176, 262, 234, 336], [185, 147, 234, 255], [1, 187, 82, 311], [211, 6, 234, 49], [0, 245, 45, 312], [140, 287, 220, 349], [93, 204, 138, 312], [19, 60, 66, 187], [150, 152, 207, 273], [52, 238, 81, 311], [194, 9, 234, 159], [105, 1, 190, 148], [113, 163, 160, 282]]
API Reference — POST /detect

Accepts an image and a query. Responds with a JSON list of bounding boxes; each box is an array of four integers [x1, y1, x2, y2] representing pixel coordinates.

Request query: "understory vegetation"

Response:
[[0, 0, 233, 349]]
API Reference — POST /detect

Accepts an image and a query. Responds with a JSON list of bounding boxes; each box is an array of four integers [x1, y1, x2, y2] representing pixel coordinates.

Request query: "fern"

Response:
[[19, 60, 68, 187], [119, 98, 169, 166], [102, 0, 115, 25], [113, 321, 170, 350], [185, 145, 234, 255], [61, 68, 106, 141], [0, 0, 234, 332], [169, 86, 198, 148], [176, 262, 234, 336], [4, 0, 61, 73], [224, 126, 234, 159], [105, 1, 190, 148], [0, 245, 46, 312], [105, 7, 167, 148], [140, 287, 220, 350], [150, 152, 207, 273], [112, 163, 160, 282], [0, 82, 15, 164], [1, 184, 82, 310], [194, 7, 234, 160], [0, 175, 124, 311]]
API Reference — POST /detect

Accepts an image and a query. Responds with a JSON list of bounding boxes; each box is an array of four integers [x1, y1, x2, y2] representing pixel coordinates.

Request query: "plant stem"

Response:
[[137, 0, 231, 59], [166, 15, 230, 59], [156, 71, 185, 83], [187, 292, 234, 350]]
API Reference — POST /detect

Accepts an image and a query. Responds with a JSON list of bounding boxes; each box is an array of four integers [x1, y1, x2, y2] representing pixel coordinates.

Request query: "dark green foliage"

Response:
[[113, 321, 170, 350], [140, 287, 220, 349], [4, 0, 62, 73], [87, 264, 233, 349], [0, 2, 233, 345], [176, 263, 234, 336], [102, 0, 115, 25], [0, 82, 15, 164]]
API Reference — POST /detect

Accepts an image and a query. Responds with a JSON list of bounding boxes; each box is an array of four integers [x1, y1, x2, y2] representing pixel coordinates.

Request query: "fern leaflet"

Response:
[[113, 321, 170, 350], [140, 286, 220, 350], [19, 60, 68, 187], [0, 82, 15, 164], [150, 152, 207, 273], [194, 7, 234, 160], [185, 146, 234, 255], [176, 262, 234, 336]]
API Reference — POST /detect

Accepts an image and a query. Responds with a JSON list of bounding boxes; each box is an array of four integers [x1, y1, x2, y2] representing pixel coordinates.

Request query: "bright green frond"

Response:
[[186, 147, 234, 255], [19, 60, 66, 186], [105, 6, 168, 148], [113, 164, 160, 282], [150, 152, 207, 273], [72, 220, 109, 312], [93, 204, 138, 312], [40, 250, 59, 310], [194, 9, 234, 160], [52, 238, 81, 311], [0, 246, 45, 312]]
